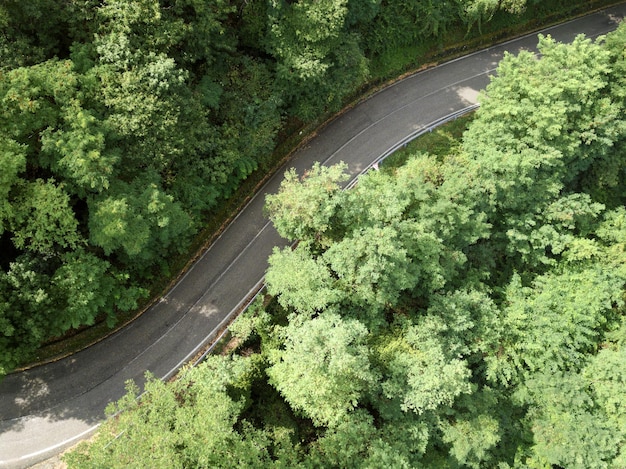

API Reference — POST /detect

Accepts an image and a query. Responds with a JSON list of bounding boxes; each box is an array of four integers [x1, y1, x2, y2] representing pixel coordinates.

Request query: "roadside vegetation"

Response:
[[66, 25, 626, 468], [0, 0, 621, 374]]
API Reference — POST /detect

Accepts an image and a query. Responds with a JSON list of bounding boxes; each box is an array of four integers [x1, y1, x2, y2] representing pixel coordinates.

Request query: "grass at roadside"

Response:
[[26, 0, 625, 370], [369, 0, 622, 82], [382, 114, 474, 171]]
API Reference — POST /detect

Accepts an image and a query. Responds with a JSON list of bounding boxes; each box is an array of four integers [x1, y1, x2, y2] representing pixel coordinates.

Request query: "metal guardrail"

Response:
[[99, 102, 482, 451], [192, 104, 480, 366], [345, 104, 479, 190], [190, 280, 267, 367]]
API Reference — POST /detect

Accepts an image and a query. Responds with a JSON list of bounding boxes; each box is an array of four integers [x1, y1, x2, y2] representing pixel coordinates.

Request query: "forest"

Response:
[[65, 23, 626, 468], [0, 0, 592, 374]]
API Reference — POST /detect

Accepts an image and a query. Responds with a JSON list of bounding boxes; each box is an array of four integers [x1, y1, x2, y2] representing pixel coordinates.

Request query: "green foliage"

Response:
[[458, 31, 626, 278], [266, 0, 369, 119], [228, 296, 270, 345], [0, 250, 145, 374], [266, 244, 343, 315], [41, 108, 116, 195], [10, 179, 81, 254], [266, 155, 491, 330], [516, 370, 621, 469], [439, 389, 507, 468], [463, 0, 531, 34], [65, 356, 273, 468], [0, 0, 608, 378], [0, 0, 72, 69], [88, 175, 191, 266], [266, 162, 349, 242], [373, 318, 473, 416], [0, 255, 55, 373], [486, 264, 626, 386], [583, 326, 626, 466], [67, 22, 626, 468], [267, 313, 376, 427], [0, 0, 251, 366], [366, 0, 460, 55], [0, 138, 26, 235], [263, 26, 626, 467], [51, 252, 122, 330]]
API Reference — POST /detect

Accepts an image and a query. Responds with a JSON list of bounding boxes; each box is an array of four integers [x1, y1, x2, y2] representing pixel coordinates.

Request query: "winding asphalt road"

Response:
[[2, 5, 625, 467]]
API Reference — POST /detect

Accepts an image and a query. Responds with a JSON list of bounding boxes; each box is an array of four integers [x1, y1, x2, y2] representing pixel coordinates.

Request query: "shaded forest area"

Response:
[[0, 0, 617, 372], [66, 27, 626, 468]]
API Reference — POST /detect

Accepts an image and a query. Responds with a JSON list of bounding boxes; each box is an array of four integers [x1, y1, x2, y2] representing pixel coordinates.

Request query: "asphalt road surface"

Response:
[[2, 5, 626, 467]]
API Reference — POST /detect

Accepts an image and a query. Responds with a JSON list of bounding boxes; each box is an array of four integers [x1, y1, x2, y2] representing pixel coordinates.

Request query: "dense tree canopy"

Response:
[[67, 24, 626, 468], [1, 0, 557, 374]]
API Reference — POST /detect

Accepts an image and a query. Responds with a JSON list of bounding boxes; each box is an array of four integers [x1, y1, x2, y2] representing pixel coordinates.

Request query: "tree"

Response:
[[65, 356, 274, 468], [304, 409, 426, 468], [266, 162, 349, 243], [324, 223, 424, 313], [88, 175, 191, 269], [0, 0, 69, 69], [485, 260, 626, 387], [0, 254, 55, 374], [266, 244, 343, 316], [457, 32, 626, 277], [266, 157, 491, 328], [583, 323, 626, 467], [464, 33, 625, 195], [439, 389, 504, 469], [463, 0, 530, 34], [10, 179, 81, 255], [41, 108, 117, 196], [365, 0, 463, 55], [266, 0, 369, 119], [0, 59, 80, 159], [373, 317, 472, 417], [517, 370, 620, 469], [0, 138, 26, 235], [51, 251, 135, 331], [266, 313, 376, 428]]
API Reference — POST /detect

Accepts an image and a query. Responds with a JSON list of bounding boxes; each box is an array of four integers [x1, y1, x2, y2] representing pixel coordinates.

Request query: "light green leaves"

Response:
[[266, 162, 349, 243], [89, 177, 191, 261], [266, 245, 342, 315], [0, 138, 26, 235], [42, 109, 116, 194], [10, 179, 81, 254], [374, 320, 472, 416], [325, 224, 420, 308], [486, 265, 626, 386], [66, 356, 272, 468], [267, 0, 368, 118], [518, 371, 621, 469], [267, 313, 375, 428]]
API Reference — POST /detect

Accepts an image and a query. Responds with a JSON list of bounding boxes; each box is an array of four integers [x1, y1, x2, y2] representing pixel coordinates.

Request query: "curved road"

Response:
[[2, 6, 625, 467]]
